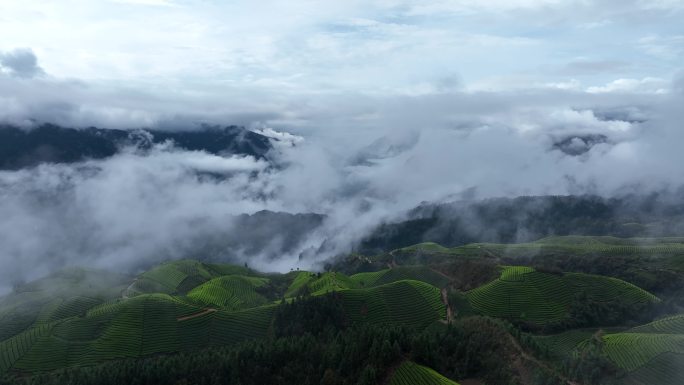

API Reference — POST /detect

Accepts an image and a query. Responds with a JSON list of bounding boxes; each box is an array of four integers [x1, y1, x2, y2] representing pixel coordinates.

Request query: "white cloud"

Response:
[[0, 0, 681, 92], [638, 34, 684, 59], [405, 0, 565, 14], [543, 80, 582, 90], [110, 0, 176, 6], [586, 77, 669, 94]]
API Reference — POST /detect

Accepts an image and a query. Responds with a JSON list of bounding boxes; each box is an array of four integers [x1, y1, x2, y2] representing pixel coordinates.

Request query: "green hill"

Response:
[[0, 254, 679, 383], [628, 314, 684, 334], [388, 361, 460, 385], [0, 293, 276, 373], [351, 266, 451, 289], [125, 260, 253, 296], [340, 280, 445, 329], [628, 353, 684, 385], [186, 275, 269, 310], [285, 271, 359, 297], [569, 315, 684, 385], [465, 266, 658, 326], [0, 269, 448, 374], [388, 236, 684, 265], [600, 333, 684, 372], [534, 329, 600, 360], [0, 268, 130, 343]]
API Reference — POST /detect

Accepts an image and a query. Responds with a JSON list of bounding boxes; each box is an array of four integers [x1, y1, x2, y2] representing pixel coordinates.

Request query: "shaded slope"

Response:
[[388, 361, 460, 385], [340, 280, 445, 329], [186, 275, 269, 310], [465, 266, 658, 326]]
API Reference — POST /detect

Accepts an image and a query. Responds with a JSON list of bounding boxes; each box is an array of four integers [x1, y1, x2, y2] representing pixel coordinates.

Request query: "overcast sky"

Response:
[[1, 1, 682, 96]]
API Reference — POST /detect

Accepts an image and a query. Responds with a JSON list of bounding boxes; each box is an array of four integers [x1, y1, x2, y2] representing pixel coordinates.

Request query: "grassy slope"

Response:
[[351, 266, 451, 289], [126, 260, 254, 296], [0, 293, 276, 373], [1, 247, 678, 379], [186, 275, 269, 310], [534, 329, 599, 360], [0, 264, 448, 374], [390, 236, 684, 267], [554, 314, 684, 385], [0, 268, 130, 343], [388, 361, 460, 385], [465, 266, 658, 325], [340, 280, 445, 329]]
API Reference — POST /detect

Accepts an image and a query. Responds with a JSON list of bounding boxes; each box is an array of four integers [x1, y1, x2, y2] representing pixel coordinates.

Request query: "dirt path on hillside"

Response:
[[177, 308, 217, 321], [122, 279, 137, 299], [506, 333, 580, 385], [440, 288, 454, 324]]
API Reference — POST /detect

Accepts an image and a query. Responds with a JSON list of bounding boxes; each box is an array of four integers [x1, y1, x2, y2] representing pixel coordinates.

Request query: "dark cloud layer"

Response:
[[0, 48, 44, 79]]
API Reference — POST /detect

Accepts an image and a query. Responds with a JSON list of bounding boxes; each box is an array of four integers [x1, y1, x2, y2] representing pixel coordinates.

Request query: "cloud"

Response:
[[0, 0, 681, 91], [586, 77, 668, 94], [560, 60, 630, 75], [0, 75, 682, 290], [0, 48, 44, 78], [110, 0, 176, 6], [638, 34, 684, 59], [0, 144, 277, 285], [0, 0, 683, 289]]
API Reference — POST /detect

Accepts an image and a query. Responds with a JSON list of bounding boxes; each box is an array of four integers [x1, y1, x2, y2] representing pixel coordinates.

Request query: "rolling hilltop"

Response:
[[1, 236, 684, 384]]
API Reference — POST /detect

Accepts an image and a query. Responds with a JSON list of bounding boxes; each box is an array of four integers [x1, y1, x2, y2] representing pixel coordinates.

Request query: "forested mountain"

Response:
[[360, 194, 684, 253], [0, 124, 273, 169]]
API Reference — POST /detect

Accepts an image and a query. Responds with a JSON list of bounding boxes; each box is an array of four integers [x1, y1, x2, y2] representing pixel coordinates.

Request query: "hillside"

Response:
[[0, 263, 448, 375], [1, 237, 683, 384], [582, 314, 684, 385], [388, 361, 460, 385], [360, 195, 684, 253], [464, 266, 658, 327]]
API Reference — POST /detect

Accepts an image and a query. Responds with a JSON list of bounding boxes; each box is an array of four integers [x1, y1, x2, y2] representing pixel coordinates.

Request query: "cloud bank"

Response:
[[0, 0, 683, 291], [1, 77, 682, 290]]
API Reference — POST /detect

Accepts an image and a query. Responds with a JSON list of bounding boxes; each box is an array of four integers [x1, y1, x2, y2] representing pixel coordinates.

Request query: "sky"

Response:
[[0, 0, 682, 123], [0, 0, 683, 286]]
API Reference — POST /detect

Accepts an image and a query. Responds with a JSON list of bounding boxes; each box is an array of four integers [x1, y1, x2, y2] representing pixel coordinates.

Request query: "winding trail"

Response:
[[506, 333, 580, 385], [177, 308, 217, 321], [440, 288, 454, 324]]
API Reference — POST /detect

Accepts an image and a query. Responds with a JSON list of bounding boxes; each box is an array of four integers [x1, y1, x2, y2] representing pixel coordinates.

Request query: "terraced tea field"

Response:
[[187, 275, 269, 310], [628, 314, 684, 334], [587, 315, 684, 385], [629, 352, 684, 385], [388, 361, 459, 385], [284, 271, 317, 297], [283, 271, 359, 297], [601, 333, 684, 371], [126, 260, 254, 296], [351, 266, 450, 288], [390, 236, 684, 265], [308, 272, 358, 295], [340, 280, 445, 329], [0, 253, 679, 381], [465, 266, 658, 325], [534, 329, 598, 360]]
